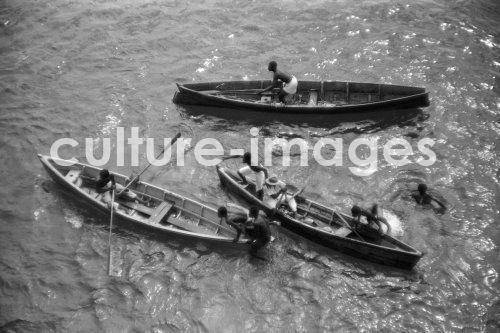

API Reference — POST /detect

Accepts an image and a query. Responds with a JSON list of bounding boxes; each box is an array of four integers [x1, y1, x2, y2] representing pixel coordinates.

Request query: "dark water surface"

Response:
[[1, 0, 499, 332]]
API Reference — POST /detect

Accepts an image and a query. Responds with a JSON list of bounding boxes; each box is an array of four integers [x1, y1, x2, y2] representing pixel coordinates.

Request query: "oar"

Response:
[[335, 212, 366, 242], [291, 185, 305, 198], [249, 252, 269, 261], [107, 189, 116, 276], [221, 154, 243, 161], [227, 202, 249, 214], [108, 132, 181, 276], [118, 132, 181, 195]]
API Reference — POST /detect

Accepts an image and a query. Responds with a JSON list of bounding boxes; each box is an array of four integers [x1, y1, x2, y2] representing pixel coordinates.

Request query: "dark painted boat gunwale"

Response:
[[38, 154, 250, 246], [216, 165, 423, 269], [173, 80, 429, 114]]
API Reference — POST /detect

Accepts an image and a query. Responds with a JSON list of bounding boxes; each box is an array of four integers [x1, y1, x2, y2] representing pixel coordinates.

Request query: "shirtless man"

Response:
[[237, 152, 268, 201], [242, 207, 280, 256], [259, 61, 298, 104], [412, 183, 447, 212], [351, 204, 391, 239], [218, 205, 278, 256], [217, 204, 253, 243]]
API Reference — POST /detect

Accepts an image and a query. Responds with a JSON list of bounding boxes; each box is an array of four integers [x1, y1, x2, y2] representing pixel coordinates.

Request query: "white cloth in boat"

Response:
[[283, 76, 298, 94]]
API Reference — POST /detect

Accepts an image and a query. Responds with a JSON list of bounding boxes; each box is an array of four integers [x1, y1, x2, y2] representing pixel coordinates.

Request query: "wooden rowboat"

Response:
[[38, 154, 250, 246], [173, 80, 429, 113], [216, 165, 423, 269]]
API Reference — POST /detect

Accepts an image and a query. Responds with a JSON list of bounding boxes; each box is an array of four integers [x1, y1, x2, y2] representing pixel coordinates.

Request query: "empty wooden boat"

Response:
[[173, 80, 429, 113]]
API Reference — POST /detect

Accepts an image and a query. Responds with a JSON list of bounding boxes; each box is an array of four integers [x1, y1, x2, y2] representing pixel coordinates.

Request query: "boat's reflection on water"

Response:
[[177, 104, 427, 134]]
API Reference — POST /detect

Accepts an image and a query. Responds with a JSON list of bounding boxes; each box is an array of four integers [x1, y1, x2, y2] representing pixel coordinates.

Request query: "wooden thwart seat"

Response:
[[118, 200, 154, 215], [149, 201, 174, 224]]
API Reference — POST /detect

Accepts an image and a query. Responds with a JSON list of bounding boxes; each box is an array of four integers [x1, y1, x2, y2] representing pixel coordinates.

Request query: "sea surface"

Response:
[[1, 0, 499, 332]]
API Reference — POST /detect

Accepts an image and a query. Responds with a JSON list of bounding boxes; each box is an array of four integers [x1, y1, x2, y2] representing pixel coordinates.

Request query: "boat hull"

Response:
[[217, 165, 423, 269], [38, 154, 250, 248], [173, 80, 429, 114]]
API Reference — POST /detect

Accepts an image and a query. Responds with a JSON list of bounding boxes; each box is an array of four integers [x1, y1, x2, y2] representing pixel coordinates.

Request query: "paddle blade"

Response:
[[108, 247, 122, 277]]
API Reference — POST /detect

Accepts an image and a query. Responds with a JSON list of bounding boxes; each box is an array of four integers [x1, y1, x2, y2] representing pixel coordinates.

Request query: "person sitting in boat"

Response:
[[351, 204, 391, 239], [259, 61, 298, 104], [237, 152, 268, 201], [412, 183, 447, 212], [264, 175, 300, 218], [96, 169, 148, 208]]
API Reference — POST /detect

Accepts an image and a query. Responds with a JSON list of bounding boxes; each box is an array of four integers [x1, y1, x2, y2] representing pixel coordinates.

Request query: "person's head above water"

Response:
[[418, 183, 428, 194], [268, 61, 277, 72]]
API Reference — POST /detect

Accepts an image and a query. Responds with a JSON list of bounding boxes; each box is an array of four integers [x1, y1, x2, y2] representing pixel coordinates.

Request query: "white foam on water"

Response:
[[33, 208, 45, 221], [380, 209, 404, 237], [62, 208, 83, 229]]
